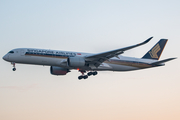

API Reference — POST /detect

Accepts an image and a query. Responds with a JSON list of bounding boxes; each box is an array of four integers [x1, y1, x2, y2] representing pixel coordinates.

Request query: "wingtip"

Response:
[[172, 57, 177, 60], [148, 36, 153, 41], [144, 36, 153, 44]]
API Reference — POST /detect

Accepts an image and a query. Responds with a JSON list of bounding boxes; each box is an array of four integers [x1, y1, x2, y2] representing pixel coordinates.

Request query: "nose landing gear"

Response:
[[11, 62, 16, 71]]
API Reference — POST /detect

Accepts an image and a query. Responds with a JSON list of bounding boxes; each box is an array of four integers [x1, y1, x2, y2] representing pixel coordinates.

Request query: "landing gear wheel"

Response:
[[78, 75, 88, 80], [87, 72, 93, 76], [83, 75, 88, 79], [93, 71, 98, 76], [12, 68, 16, 71], [78, 76, 83, 80]]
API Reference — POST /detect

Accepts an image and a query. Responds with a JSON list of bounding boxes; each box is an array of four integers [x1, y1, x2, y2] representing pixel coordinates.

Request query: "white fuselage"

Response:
[[3, 48, 158, 71]]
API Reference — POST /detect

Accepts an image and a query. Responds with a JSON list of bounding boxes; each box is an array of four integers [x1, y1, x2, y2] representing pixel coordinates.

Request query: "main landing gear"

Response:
[[87, 71, 97, 76], [78, 70, 98, 80], [11, 62, 16, 71], [78, 75, 88, 80]]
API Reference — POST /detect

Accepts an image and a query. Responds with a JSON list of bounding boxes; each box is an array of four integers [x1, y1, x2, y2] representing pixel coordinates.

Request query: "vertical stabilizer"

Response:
[[142, 39, 168, 60]]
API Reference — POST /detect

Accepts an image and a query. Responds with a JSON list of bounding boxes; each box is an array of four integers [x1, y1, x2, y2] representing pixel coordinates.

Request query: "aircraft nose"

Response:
[[3, 54, 8, 61]]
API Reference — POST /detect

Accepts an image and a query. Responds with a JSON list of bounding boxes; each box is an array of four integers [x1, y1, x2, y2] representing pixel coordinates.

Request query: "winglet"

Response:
[[144, 37, 153, 44], [138, 37, 153, 46]]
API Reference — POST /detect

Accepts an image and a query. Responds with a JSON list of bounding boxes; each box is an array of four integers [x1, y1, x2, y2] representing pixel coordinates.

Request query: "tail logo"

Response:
[[149, 44, 161, 58]]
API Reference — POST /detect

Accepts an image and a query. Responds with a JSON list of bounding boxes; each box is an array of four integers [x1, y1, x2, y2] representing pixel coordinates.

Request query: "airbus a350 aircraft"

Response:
[[3, 37, 176, 80]]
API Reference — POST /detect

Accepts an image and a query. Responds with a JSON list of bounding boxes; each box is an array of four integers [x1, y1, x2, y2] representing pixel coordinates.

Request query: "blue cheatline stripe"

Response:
[[25, 52, 74, 58]]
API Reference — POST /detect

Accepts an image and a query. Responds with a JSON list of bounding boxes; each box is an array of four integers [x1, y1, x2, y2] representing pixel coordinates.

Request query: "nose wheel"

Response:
[[13, 68, 16, 71], [11, 62, 16, 71]]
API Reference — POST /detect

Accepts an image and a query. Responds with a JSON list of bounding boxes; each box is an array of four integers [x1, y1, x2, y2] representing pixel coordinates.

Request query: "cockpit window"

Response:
[[8, 51, 14, 53]]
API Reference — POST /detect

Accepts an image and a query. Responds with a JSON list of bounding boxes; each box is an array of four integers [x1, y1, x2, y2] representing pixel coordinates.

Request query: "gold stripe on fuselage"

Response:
[[25, 53, 68, 59], [105, 59, 152, 68]]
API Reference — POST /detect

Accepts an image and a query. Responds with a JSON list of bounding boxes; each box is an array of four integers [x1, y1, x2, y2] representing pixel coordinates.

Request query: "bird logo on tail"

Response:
[[149, 44, 161, 59]]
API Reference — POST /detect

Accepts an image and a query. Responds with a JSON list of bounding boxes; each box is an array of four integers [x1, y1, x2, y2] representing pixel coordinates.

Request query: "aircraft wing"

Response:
[[85, 37, 153, 67]]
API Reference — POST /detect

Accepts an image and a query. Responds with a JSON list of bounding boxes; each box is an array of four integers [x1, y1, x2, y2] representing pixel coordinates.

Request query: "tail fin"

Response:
[[142, 39, 168, 60]]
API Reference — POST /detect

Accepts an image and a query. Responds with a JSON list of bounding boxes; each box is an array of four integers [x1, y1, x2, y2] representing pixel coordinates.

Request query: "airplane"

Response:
[[2, 37, 176, 80]]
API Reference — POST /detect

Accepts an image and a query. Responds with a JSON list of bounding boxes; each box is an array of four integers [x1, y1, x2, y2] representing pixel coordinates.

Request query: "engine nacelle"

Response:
[[67, 57, 85, 67], [50, 66, 69, 75]]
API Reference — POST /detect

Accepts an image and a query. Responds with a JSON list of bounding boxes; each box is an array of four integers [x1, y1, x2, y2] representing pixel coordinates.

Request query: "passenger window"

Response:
[[8, 51, 14, 54]]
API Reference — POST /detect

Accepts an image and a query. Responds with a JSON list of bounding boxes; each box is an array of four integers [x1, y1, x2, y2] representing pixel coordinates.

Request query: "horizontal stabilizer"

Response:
[[150, 58, 177, 65]]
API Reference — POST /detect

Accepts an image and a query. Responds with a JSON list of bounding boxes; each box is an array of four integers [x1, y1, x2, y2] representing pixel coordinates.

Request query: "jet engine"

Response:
[[67, 57, 85, 67], [50, 66, 69, 75]]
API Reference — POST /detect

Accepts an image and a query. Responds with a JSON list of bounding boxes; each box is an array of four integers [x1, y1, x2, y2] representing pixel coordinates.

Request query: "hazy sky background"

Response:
[[0, 0, 180, 120]]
